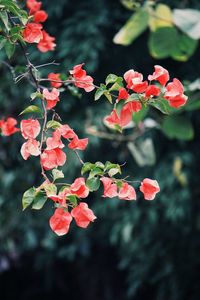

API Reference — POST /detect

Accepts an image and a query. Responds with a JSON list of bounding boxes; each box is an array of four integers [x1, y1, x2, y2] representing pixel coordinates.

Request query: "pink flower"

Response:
[[26, 0, 42, 14], [41, 148, 66, 170], [104, 107, 132, 129], [48, 189, 69, 207], [125, 101, 142, 113], [145, 85, 161, 98], [117, 88, 129, 102], [148, 65, 169, 86], [33, 10, 48, 23], [20, 119, 41, 139], [70, 177, 89, 198], [48, 73, 62, 88], [43, 88, 60, 110], [20, 139, 41, 160], [46, 130, 64, 150], [124, 70, 148, 93], [164, 78, 187, 108], [140, 178, 160, 200], [0, 117, 19, 136], [118, 182, 136, 200], [71, 202, 96, 228], [68, 135, 88, 151], [49, 208, 72, 236], [23, 23, 43, 43], [58, 124, 76, 139], [100, 177, 118, 198], [37, 30, 56, 52], [70, 64, 95, 92]]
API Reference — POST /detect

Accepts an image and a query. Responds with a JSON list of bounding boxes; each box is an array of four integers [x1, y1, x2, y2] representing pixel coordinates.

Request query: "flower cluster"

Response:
[[105, 65, 187, 130], [23, 0, 55, 52]]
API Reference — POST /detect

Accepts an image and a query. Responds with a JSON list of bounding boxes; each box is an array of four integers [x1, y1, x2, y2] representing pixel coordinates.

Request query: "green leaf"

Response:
[[81, 162, 94, 175], [94, 84, 107, 100], [105, 74, 119, 85], [104, 162, 121, 176], [150, 99, 172, 115], [173, 9, 200, 40], [113, 8, 149, 45], [148, 4, 173, 31], [86, 177, 100, 192], [161, 115, 194, 140], [4, 40, 15, 59], [0, 11, 10, 32], [171, 33, 198, 62], [68, 195, 77, 206], [132, 105, 148, 124], [22, 187, 36, 210], [108, 167, 121, 177], [32, 192, 47, 210], [148, 27, 178, 59], [19, 105, 42, 116], [109, 77, 124, 92], [0, 35, 6, 50], [95, 161, 105, 169], [46, 120, 62, 129], [89, 167, 104, 178], [30, 92, 43, 100], [52, 169, 64, 181], [43, 183, 57, 196]]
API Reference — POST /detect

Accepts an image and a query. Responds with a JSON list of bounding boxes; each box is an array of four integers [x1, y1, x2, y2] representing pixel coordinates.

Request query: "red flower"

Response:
[[48, 189, 69, 207], [71, 203, 96, 228], [26, 0, 41, 14], [145, 85, 161, 98], [164, 78, 187, 108], [140, 178, 160, 200], [68, 135, 88, 151], [23, 23, 43, 43], [37, 30, 56, 52], [0, 117, 19, 136], [43, 88, 60, 110], [20, 119, 41, 139], [117, 88, 129, 102], [46, 130, 64, 150], [100, 177, 118, 198], [124, 70, 148, 93], [33, 10, 48, 23], [125, 101, 142, 113], [20, 139, 40, 160], [148, 65, 169, 86], [49, 208, 72, 236], [70, 177, 89, 198], [48, 73, 62, 88], [118, 182, 136, 200], [70, 64, 95, 92], [41, 148, 66, 170]]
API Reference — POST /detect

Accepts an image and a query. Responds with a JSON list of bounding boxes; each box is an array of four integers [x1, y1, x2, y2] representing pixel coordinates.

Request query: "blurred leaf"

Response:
[[127, 138, 156, 166], [148, 27, 178, 59], [81, 162, 94, 175], [132, 105, 148, 124], [19, 105, 42, 116], [4, 40, 15, 59], [0, 35, 7, 50], [161, 115, 194, 140], [0, 10, 10, 32], [46, 120, 62, 129], [173, 9, 200, 39], [171, 33, 198, 61], [52, 169, 64, 181], [113, 8, 149, 45], [148, 4, 173, 31]]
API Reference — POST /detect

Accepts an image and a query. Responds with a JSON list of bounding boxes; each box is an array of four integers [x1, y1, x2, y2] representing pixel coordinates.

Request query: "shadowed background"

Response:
[[0, 0, 200, 299]]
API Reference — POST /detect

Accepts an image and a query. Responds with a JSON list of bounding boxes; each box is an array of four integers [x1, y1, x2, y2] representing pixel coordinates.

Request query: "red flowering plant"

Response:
[[0, 0, 188, 236]]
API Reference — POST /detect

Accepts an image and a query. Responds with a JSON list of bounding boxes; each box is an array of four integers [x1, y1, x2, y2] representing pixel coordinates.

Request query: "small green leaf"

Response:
[[30, 92, 43, 100], [150, 99, 171, 115], [32, 192, 47, 210], [81, 162, 94, 175], [132, 105, 149, 124], [19, 105, 42, 116], [104, 162, 121, 175], [108, 167, 121, 177], [46, 120, 62, 129], [94, 84, 107, 101], [105, 74, 119, 86], [113, 8, 149, 45], [95, 161, 105, 169], [109, 77, 124, 92], [52, 169, 64, 181], [0, 11, 10, 32], [0, 35, 7, 50], [5, 40, 15, 59], [22, 187, 36, 210], [89, 167, 104, 178], [68, 195, 77, 206], [86, 177, 100, 192], [43, 183, 57, 196]]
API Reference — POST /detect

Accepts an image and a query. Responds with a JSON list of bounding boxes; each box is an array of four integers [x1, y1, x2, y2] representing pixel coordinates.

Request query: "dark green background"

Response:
[[0, 0, 200, 299]]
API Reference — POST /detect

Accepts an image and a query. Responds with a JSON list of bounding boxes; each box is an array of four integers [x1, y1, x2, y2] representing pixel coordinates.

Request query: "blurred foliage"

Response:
[[0, 0, 200, 299]]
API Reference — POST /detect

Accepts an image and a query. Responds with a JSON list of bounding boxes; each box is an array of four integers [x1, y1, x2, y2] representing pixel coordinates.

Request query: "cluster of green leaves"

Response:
[[113, 1, 199, 61], [0, 0, 28, 58]]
